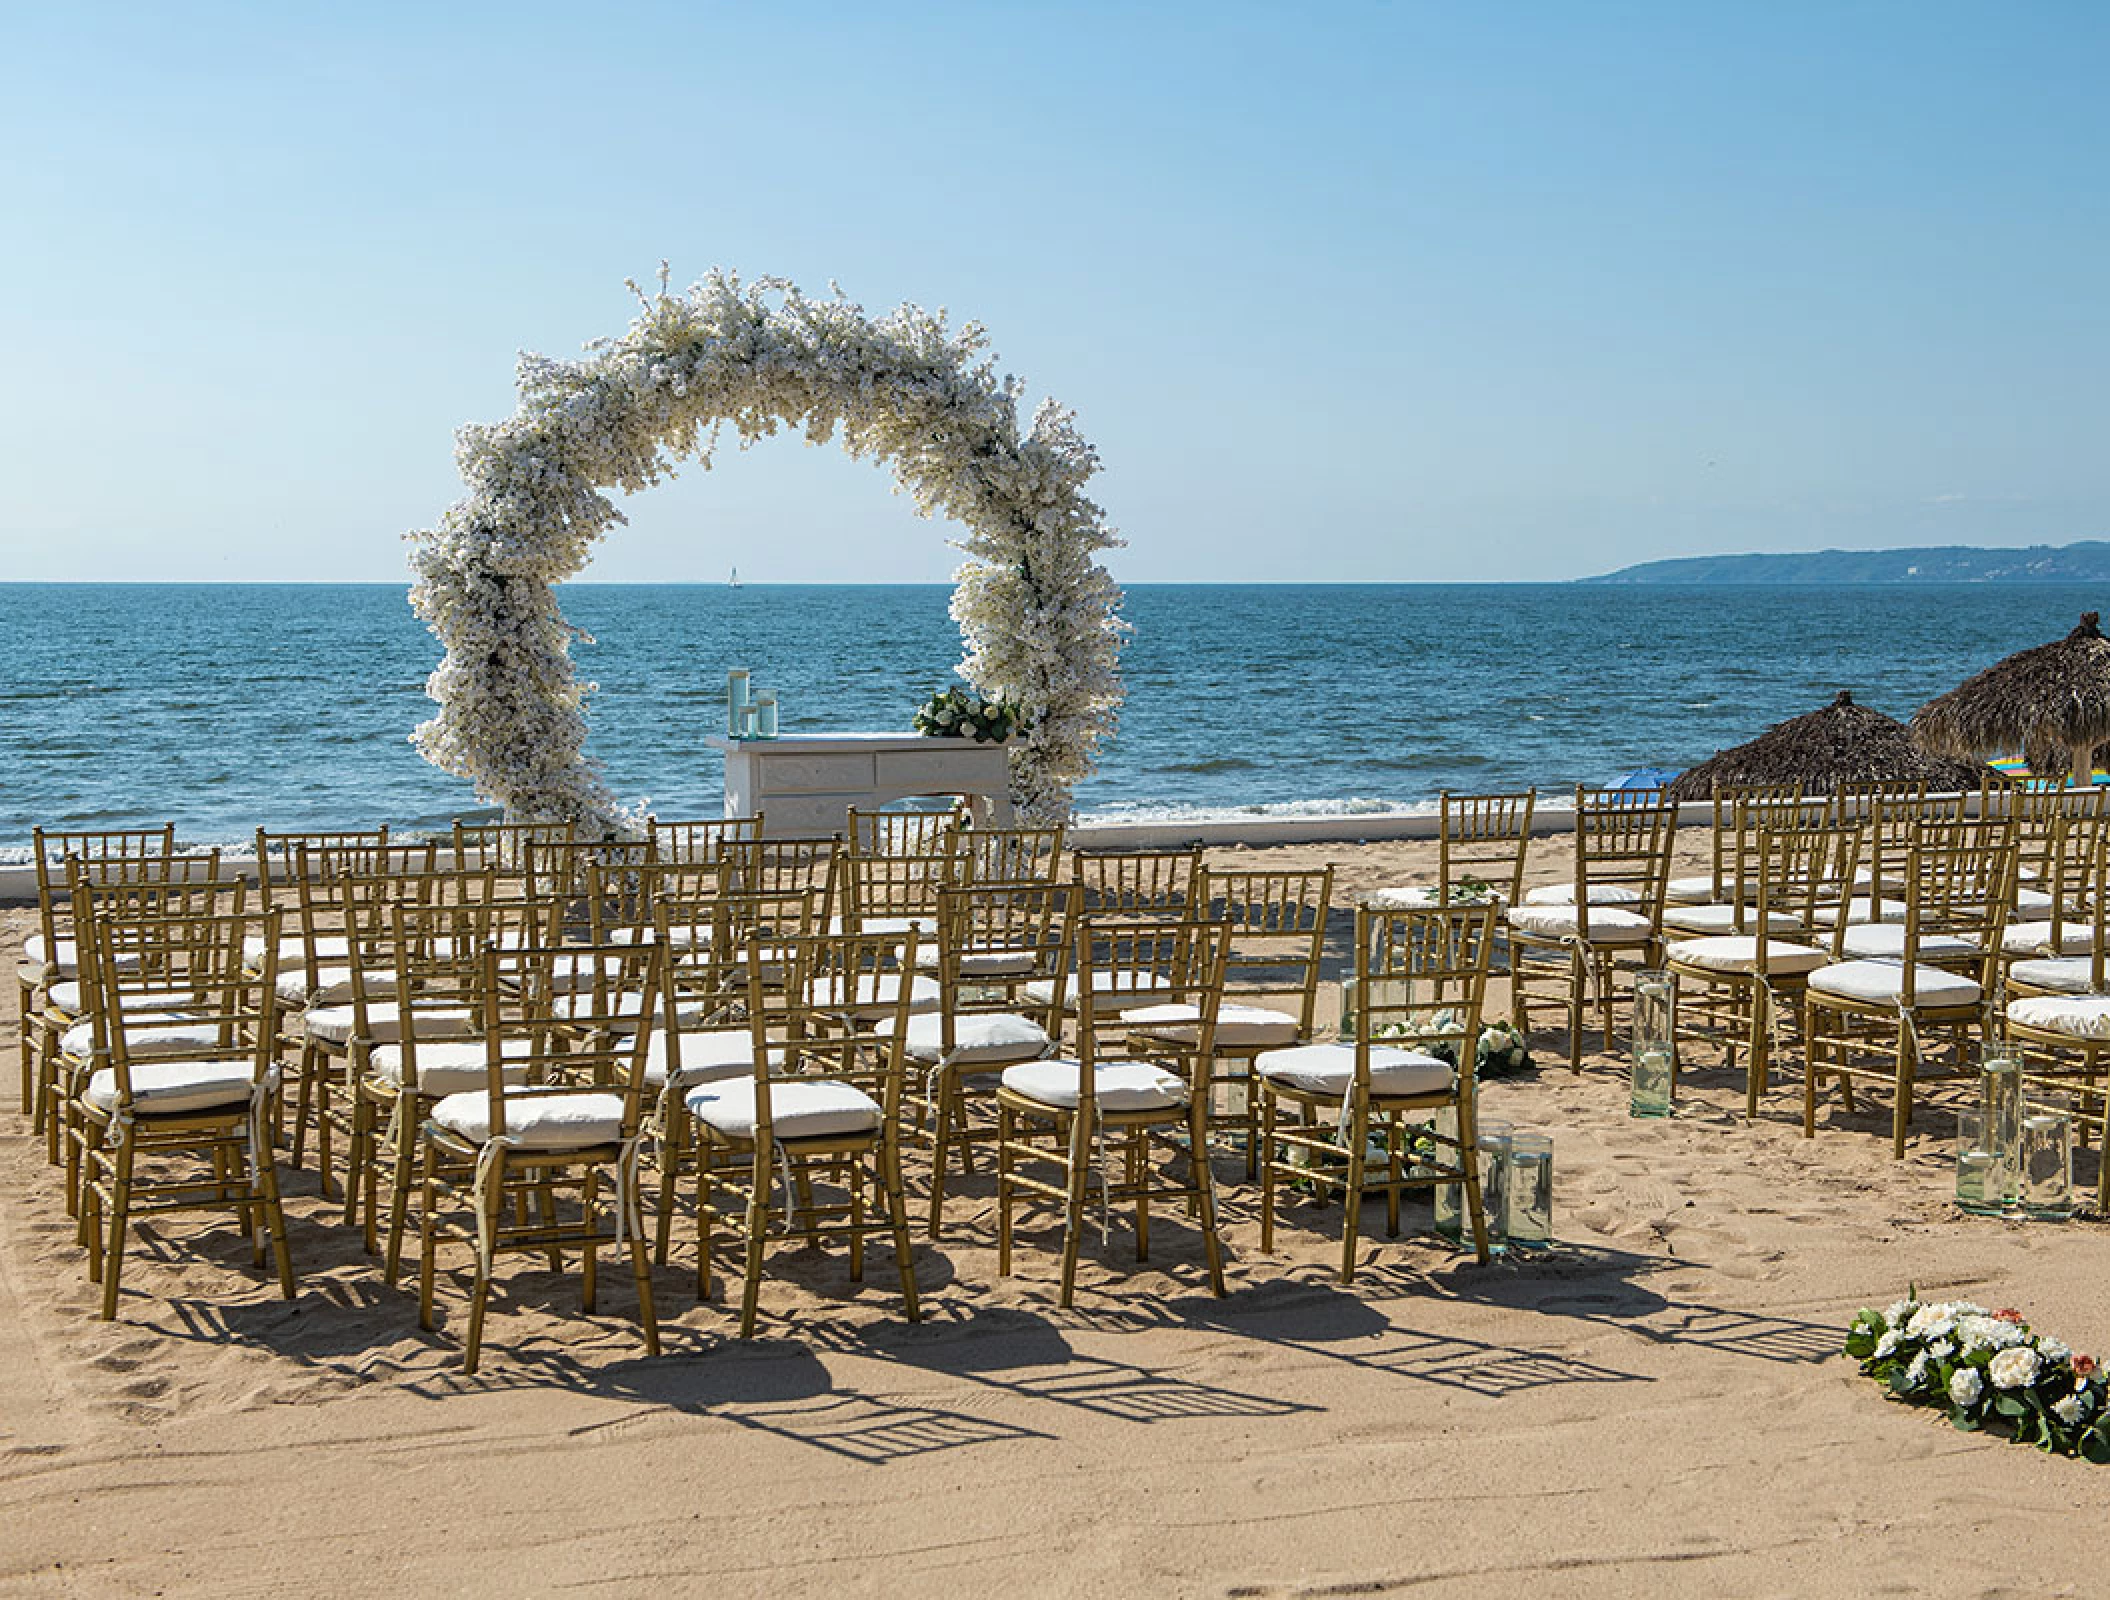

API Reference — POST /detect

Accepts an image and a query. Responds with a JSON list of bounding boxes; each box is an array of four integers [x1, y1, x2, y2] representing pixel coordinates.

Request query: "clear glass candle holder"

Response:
[[1980, 1043, 2024, 1209], [754, 692, 779, 738], [1433, 1112, 1511, 1254], [1630, 969, 1675, 1118], [1506, 1132, 1554, 1248], [2022, 1092, 2075, 1221], [1955, 1107, 2002, 1215]]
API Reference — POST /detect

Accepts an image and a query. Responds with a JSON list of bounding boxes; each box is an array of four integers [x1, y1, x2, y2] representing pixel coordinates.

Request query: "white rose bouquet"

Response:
[[915, 686, 1022, 744]]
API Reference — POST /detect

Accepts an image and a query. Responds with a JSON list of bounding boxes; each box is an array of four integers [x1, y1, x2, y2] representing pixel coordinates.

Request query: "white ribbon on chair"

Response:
[[469, 1132, 523, 1277]]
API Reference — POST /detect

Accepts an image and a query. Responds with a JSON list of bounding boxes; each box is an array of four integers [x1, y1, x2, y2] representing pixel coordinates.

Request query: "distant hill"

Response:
[[1581, 540, 2110, 585]]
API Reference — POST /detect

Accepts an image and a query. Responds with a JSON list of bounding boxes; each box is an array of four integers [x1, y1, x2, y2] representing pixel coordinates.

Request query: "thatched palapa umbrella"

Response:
[[1912, 612, 2110, 788], [1667, 691, 1988, 802]]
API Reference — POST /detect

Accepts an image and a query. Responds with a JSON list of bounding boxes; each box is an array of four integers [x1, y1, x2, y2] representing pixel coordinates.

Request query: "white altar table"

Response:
[[708, 732, 1016, 837]]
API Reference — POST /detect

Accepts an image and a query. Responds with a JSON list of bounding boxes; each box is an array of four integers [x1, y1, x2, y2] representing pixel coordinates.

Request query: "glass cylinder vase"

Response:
[[1954, 1107, 2002, 1215], [2022, 1092, 2074, 1221], [1630, 969, 1675, 1118], [1506, 1131, 1554, 1248], [1980, 1042, 2023, 1210]]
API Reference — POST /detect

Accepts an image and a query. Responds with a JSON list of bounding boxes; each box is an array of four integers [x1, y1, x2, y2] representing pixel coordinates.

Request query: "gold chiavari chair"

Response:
[[282, 845, 443, 1182], [1368, 790, 1536, 912], [648, 814, 762, 866], [1803, 815, 2018, 1156], [1663, 784, 1803, 907], [1126, 866, 1333, 1178], [521, 837, 656, 939], [1026, 850, 1202, 1026], [21, 826, 179, 1136], [719, 836, 843, 932], [837, 848, 955, 943], [73, 896, 294, 1320], [910, 881, 1075, 1239], [18, 825, 175, 1121], [343, 887, 559, 1273], [1664, 805, 1854, 1117], [416, 938, 667, 1373], [2004, 830, 2110, 1209], [44, 852, 229, 1177], [996, 916, 1230, 1306], [847, 806, 962, 859], [1507, 788, 1676, 1068], [645, 888, 821, 1273], [1659, 792, 1817, 936], [1994, 790, 2109, 973], [1255, 904, 1499, 1282], [682, 927, 923, 1336]]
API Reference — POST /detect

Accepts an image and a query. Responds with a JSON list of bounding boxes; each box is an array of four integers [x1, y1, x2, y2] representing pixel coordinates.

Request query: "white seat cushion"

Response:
[[1664, 874, 1720, 906], [548, 990, 711, 1033], [246, 934, 350, 966], [1505, 905, 1655, 944], [1365, 885, 1502, 910], [1121, 1001, 1302, 1049], [1659, 904, 1802, 936], [2007, 994, 2110, 1041], [684, 1077, 882, 1141], [62, 1013, 221, 1060], [801, 972, 941, 1019], [2001, 921, 2099, 958], [999, 1058, 1187, 1112], [430, 1090, 628, 1149], [1255, 1042, 1452, 1098], [829, 914, 934, 939], [1666, 935, 1829, 976], [369, 1037, 535, 1096], [1841, 925, 1983, 960], [275, 964, 387, 1007], [645, 1027, 778, 1088], [1522, 884, 1641, 907], [879, 1011, 1051, 1065], [1024, 973, 1174, 1014], [26, 936, 144, 981], [303, 1002, 474, 1046], [913, 945, 1041, 976], [83, 1058, 260, 1116], [2010, 956, 2097, 995], [1806, 960, 1982, 1008], [1810, 897, 1908, 928]]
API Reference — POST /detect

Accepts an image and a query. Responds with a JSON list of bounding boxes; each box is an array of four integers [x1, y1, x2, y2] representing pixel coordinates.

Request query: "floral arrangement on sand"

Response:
[[408, 266, 1125, 831], [915, 686, 1022, 743], [1845, 1292, 2110, 1461]]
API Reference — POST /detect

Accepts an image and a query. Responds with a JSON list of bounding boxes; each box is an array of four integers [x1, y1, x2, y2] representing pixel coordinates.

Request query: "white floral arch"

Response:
[[408, 268, 1126, 832]]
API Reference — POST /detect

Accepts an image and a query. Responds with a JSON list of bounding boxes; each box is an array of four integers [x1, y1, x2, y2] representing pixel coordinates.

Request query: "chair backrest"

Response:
[[1435, 791, 1536, 905], [1198, 866, 1333, 1038], [30, 825, 181, 967], [1569, 788, 1676, 932], [1347, 904, 1497, 1091], [719, 838, 842, 928], [932, 881, 1078, 1035], [1745, 813, 1861, 975], [1699, 784, 1804, 899], [474, 940, 663, 1138], [840, 850, 955, 933], [1890, 816, 2018, 1005], [847, 807, 962, 859], [1069, 848, 1202, 920], [66, 855, 240, 1004], [648, 814, 762, 865], [734, 926, 920, 1135], [256, 828, 392, 908], [1834, 779, 1930, 824], [1071, 917, 1229, 1111], [85, 900, 277, 1112], [958, 824, 1067, 885], [452, 817, 576, 875]]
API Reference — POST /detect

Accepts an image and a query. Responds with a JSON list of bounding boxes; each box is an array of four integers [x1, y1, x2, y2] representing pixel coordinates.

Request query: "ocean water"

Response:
[[3, 581, 2105, 853]]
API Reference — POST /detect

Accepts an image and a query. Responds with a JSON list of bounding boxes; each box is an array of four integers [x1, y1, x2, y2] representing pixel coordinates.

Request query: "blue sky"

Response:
[[3, 1, 2104, 582]]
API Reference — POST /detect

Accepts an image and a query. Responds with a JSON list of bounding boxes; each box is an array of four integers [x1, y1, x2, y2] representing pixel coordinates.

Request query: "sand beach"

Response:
[[6, 830, 2108, 1599]]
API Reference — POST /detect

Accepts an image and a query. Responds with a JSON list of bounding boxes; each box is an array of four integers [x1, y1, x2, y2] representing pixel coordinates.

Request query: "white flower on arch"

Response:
[[408, 268, 1127, 832]]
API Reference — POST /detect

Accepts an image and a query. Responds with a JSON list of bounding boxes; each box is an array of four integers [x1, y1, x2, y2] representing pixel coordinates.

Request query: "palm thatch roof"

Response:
[[1912, 613, 2110, 784], [1667, 691, 1990, 803]]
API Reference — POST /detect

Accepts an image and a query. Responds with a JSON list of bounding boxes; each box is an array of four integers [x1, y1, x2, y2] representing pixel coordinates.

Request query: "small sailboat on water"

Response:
[[728, 565, 742, 589]]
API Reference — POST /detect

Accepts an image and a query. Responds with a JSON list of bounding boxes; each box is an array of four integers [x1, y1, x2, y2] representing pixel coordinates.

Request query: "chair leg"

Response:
[[384, 1100, 417, 1287], [417, 1140, 441, 1333], [1340, 1100, 1367, 1285], [463, 1148, 503, 1375], [883, 1135, 920, 1321], [926, 1070, 953, 1239], [653, 1106, 683, 1268], [99, 1133, 137, 1322], [996, 1105, 1016, 1278], [849, 1154, 866, 1283], [1258, 1091, 1278, 1254], [258, 1139, 297, 1301], [1130, 1132, 1150, 1263], [1459, 1104, 1491, 1265], [1892, 1020, 1916, 1161], [581, 1167, 600, 1314], [1566, 949, 1585, 1071], [738, 1144, 770, 1339], [1189, 1096, 1227, 1297], [1058, 1111, 1089, 1310], [1745, 983, 1769, 1121]]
